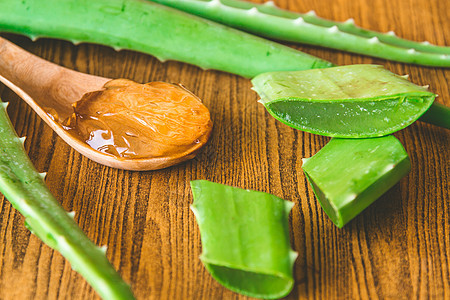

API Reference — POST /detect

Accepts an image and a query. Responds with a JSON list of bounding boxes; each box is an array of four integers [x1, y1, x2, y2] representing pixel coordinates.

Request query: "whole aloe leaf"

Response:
[[0, 102, 134, 300], [190, 180, 297, 299], [302, 136, 411, 228], [149, 0, 450, 67], [252, 65, 436, 137], [0, 0, 332, 78]]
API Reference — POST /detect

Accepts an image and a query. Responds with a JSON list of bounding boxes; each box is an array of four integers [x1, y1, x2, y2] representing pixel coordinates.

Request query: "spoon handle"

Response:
[[0, 36, 108, 115]]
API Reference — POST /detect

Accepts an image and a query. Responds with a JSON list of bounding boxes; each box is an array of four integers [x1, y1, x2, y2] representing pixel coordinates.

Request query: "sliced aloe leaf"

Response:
[[302, 136, 411, 228], [190, 180, 297, 299], [252, 65, 436, 138]]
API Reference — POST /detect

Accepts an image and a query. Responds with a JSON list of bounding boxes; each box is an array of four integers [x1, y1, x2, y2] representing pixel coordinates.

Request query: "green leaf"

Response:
[[149, 0, 450, 66], [190, 180, 297, 299], [0, 102, 134, 300], [418, 102, 450, 129], [252, 65, 436, 138], [302, 136, 411, 228], [0, 0, 332, 79]]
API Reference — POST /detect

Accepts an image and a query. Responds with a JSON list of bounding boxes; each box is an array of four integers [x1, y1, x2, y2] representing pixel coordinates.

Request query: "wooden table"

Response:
[[0, 0, 448, 299]]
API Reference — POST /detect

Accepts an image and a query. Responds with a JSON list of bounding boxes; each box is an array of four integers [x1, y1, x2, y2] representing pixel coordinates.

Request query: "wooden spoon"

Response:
[[0, 37, 212, 170]]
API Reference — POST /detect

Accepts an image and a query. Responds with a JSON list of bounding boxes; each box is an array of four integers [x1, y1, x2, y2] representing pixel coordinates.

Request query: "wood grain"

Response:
[[0, 0, 448, 299]]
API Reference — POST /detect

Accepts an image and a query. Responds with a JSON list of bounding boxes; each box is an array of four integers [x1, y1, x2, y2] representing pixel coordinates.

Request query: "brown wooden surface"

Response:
[[0, 0, 449, 299]]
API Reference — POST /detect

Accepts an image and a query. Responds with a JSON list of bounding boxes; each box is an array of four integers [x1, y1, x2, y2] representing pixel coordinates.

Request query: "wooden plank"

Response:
[[0, 0, 448, 299]]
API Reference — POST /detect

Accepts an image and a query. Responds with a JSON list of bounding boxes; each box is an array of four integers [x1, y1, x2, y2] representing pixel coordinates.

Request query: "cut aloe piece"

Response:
[[190, 180, 297, 299], [302, 136, 411, 228], [252, 65, 436, 138]]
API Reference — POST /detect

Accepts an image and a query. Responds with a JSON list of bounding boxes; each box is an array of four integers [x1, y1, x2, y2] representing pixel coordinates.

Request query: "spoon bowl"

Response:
[[0, 37, 211, 170]]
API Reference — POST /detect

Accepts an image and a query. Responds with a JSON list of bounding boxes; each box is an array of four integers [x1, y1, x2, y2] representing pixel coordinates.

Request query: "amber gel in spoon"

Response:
[[60, 79, 212, 161]]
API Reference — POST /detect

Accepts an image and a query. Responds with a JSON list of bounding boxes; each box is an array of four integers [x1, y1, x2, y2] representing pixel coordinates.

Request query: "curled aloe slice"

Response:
[[302, 136, 411, 228], [190, 180, 297, 299], [252, 65, 436, 138]]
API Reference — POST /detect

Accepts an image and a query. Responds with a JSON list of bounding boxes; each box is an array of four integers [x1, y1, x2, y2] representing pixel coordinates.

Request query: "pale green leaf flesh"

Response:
[[190, 180, 297, 299], [252, 65, 436, 137], [302, 136, 411, 228]]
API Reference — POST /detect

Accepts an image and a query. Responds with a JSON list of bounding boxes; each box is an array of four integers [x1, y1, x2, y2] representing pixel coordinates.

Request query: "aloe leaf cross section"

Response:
[[302, 136, 411, 228], [252, 65, 436, 138], [190, 180, 297, 299]]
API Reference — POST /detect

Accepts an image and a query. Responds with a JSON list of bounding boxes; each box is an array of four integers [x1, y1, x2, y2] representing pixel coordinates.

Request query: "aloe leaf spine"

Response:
[[0, 0, 332, 78], [0, 102, 135, 300], [150, 0, 450, 67]]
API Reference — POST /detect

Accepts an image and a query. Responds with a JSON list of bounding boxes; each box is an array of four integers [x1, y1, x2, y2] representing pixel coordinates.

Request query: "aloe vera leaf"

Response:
[[190, 180, 297, 299], [178, 0, 450, 54], [146, 0, 448, 127], [0, 0, 333, 79], [0, 102, 134, 300], [152, 0, 449, 128], [302, 136, 411, 228], [417, 102, 450, 129], [150, 0, 450, 67], [1, 0, 446, 128], [251, 65, 437, 137]]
